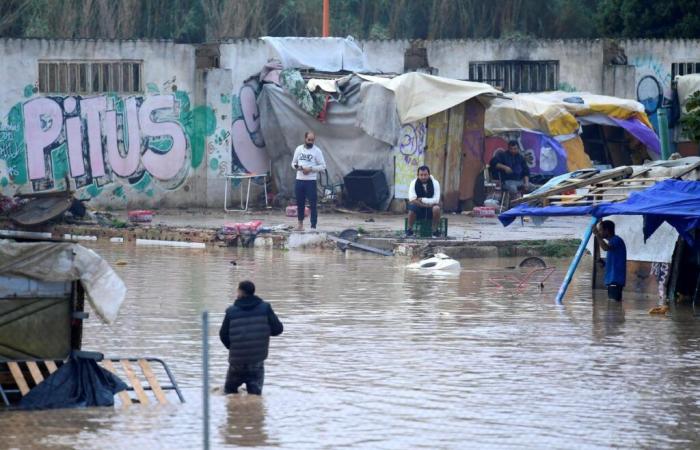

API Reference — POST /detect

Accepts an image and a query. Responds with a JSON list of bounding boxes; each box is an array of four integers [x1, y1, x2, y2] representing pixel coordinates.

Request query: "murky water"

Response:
[[3, 243, 700, 449]]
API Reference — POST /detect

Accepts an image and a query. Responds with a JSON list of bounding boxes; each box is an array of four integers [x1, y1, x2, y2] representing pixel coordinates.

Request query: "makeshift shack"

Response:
[[499, 157, 700, 304], [483, 92, 660, 184], [257, 64, 499, 211], [0, 238, 182, 408]]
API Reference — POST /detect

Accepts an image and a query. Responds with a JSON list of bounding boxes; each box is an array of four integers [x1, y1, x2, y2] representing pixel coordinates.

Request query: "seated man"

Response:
[[489, 140, 537, 195], [407, 165, 441, 237]]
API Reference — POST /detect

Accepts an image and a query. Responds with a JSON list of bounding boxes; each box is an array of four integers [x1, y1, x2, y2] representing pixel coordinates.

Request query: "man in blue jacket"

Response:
[[219, 280, 283, 395], [594, 220, 627, 301]]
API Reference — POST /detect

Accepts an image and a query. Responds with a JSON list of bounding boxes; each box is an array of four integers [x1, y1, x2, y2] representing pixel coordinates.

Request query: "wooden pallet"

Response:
[[516, 167, 676, 207], [0, 358, 182, 407]]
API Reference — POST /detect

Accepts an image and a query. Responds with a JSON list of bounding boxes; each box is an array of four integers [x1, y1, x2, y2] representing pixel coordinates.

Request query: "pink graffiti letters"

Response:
[[22, 94, 188, 183]]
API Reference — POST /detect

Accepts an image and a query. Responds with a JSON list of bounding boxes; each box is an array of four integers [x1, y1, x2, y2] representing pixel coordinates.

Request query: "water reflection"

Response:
[[221, 395, 272, 447], [592, 296, 626, 340], [2, 245, 699, 449]]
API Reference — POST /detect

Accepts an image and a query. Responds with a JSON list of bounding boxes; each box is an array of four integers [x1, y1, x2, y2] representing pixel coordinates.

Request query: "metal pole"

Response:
[[555, 216, 598, 304], [658, 107, 671, 160], [202, 311, 210, 450], [322, 0, 330, 37]]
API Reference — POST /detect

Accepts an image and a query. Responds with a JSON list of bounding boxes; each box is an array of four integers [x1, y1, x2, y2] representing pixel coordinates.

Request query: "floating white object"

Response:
[[406, 252, 461, 272], [136, 239, 205, 249], [64, 234, 97, 241], [110, 237, 124, 243]]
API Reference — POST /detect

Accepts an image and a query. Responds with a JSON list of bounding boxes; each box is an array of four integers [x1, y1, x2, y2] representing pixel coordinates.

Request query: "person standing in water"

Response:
[[219, 280, 283, 395], [291, 131, 327, 231], [594, 220, 627, 301]]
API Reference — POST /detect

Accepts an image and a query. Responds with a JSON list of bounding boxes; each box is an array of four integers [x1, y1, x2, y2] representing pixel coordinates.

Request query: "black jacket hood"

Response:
[[234, 295, 263, 311]]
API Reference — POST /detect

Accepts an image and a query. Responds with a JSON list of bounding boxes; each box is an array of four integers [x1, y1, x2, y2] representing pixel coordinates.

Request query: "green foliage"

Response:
[[0, 0, 696, 41], [680, 91, 700, 143], [597, 0, 700, 38]]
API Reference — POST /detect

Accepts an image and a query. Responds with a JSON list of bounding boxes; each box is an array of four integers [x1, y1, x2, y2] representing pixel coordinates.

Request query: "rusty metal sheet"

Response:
[[9, 195, 73, 226]]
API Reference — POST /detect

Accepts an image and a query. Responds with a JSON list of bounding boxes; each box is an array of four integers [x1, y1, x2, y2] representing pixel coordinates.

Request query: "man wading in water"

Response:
[[219, 281, 283, 395]]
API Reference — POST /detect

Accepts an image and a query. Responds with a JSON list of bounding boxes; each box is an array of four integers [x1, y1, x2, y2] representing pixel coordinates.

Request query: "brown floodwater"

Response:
[[2, 243, 700, 449]]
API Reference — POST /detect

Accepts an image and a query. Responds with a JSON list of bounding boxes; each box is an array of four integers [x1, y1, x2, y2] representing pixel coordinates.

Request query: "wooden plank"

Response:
[[102, 360, 131, 407], [26, 361, 44, 384], [460, 98, 486, 204], [138, 359, 168, 405], [7, 362, 29, 395], [120, 359, 149, 405], [443, 102, 465, 210], [44, 361, 58, 374], [673, 160, 700, 179], [547, 193, 629, 199], [425, 110, 448, 197], [516, 167, 634, 205]]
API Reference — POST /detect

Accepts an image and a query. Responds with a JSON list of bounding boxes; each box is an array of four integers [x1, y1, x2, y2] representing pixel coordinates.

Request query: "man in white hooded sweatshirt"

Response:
[[407, 165, 441, 237], [291, 131, 326, 231]]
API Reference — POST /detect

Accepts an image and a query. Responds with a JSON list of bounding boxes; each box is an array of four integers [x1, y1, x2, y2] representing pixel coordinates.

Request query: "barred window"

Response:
[[672, 62, 700, 79], [38, 60, 142, 94], [469, 60, 559, 93]]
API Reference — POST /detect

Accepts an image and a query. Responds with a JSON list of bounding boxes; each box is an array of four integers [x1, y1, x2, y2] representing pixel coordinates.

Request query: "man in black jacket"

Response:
[[219, 280, 283, 395]]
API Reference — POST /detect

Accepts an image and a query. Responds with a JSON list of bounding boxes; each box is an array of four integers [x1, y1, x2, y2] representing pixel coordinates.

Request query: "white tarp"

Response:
[[0, 240, 126, 323], [358, 72, 499, 124], [585, 215, 678, 263], [261, 36, 369, 72]]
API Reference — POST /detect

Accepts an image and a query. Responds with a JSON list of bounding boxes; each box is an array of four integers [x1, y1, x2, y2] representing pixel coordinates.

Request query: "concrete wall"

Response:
[[0, 38, 208, 208], [623, 39, 700, 128], [3, 37, 700, 210]]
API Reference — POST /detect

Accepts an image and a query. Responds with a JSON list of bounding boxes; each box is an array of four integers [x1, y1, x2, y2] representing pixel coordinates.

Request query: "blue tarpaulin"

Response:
[[499, 179, 700, 247]]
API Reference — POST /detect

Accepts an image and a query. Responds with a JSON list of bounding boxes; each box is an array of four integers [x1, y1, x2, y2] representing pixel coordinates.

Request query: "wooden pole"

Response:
[[322, 0, 330, 37]]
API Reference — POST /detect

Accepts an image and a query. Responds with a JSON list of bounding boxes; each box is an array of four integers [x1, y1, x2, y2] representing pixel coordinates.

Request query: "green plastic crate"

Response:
[[404, 217, 448, 237]]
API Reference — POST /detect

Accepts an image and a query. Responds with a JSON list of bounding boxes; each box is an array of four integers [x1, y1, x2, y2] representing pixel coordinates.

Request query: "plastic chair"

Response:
[[317, 169, 344, 203]]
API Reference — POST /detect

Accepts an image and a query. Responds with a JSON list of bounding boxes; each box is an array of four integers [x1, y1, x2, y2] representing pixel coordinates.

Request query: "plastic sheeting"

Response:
[[261, 36, 369, 72], [525, 92, 652, 128], [258, 84, 394, 206], [499, 179, 700, 251], [356, 81, 402, 146], [484, 95, 580, 136], [19, 354, 128, 410], [357, 73, 499, 124], [0, 240, 126, 323]]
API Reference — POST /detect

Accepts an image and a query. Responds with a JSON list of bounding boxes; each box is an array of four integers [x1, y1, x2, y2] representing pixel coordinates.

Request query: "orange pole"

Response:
[[322, 0, 330, 37]]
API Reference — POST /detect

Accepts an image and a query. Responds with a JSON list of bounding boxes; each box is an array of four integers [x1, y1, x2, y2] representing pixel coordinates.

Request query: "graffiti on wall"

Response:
[[0, 86, 215, 200], [484, 131, 568, 176], [632, 56, 672, 130], [394, 121, 426, 199], [231, 82, 270, 175]]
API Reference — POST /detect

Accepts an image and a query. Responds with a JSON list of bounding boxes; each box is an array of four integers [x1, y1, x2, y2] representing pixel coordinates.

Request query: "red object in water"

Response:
[[128, 210, 155, 223], [285, 205, 310, 218], [472, 206, 496, 218]]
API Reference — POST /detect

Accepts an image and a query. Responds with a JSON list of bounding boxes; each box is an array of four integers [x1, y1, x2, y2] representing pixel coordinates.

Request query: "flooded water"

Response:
[[3, 243, 700, 449]]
